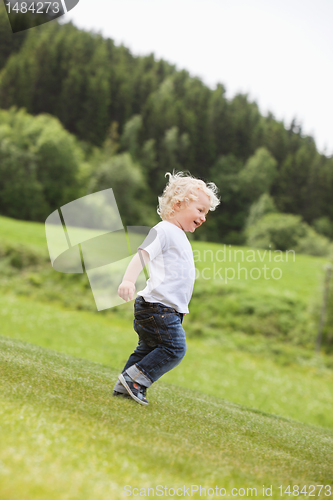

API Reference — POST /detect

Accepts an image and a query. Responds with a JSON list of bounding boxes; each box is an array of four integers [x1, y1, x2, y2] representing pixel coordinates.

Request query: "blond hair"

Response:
[[157, 171, 220, 220]]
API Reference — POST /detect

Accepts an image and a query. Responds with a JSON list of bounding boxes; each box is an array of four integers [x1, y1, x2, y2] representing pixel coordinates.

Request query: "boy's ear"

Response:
[[173, 201, 182, 212]]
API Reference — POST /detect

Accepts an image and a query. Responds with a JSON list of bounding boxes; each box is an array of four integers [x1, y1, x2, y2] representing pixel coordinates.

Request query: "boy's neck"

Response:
[[164, 218, 184, 231]]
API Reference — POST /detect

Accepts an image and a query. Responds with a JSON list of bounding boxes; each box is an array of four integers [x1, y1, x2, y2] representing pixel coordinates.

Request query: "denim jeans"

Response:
[[122, 296, 186, 387]]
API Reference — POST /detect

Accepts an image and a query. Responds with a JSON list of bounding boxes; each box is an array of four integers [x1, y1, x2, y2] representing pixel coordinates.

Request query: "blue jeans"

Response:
[[122, 296, 186, 387]]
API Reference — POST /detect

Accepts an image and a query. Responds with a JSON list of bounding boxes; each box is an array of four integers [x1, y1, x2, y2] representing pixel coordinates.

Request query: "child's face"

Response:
[[171, 190, 211, 233]]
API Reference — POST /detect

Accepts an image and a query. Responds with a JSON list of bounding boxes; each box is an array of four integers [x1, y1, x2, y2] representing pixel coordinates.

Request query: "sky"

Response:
[[63, 0, 333, 156]]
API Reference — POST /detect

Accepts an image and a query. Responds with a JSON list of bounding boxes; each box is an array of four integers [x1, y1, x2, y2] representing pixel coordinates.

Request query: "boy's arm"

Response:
[[118, 249, 150, 302]]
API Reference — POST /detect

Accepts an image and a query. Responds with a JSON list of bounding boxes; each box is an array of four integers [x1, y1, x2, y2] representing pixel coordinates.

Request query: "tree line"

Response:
[[0, 5, 333, 250]]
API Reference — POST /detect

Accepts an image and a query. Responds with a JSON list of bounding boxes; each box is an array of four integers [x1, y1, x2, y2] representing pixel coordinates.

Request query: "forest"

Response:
[[1, 4, 333, 253]]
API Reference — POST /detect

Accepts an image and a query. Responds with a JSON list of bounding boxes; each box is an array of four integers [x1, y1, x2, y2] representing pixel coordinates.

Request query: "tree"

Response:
[[313, 217, 333, 240], [88, 153, 155, 226], [158, 126, 190, 176], [0, 138, 47, 220], [120, 115, 143, 160], [1, 13, 332, 235], [206, 154, 246, 243], [0, 4, 28, 70], [274, 140, 317, 220], [261, 113, 289, 165], [239, 147, 277, 202], [207, 83, 229, 159], [143, 77, 179, 142], [226, 94, 264, 160], [0, 108, 83, 220], [245, 193, 277, 229]]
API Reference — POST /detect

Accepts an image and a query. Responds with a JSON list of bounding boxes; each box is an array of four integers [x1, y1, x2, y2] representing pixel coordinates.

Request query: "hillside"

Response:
[[1, 214, 333, 431], [1, 215, 333, 497], [1, 214, 331, 352], [1, 336, 332, 500]]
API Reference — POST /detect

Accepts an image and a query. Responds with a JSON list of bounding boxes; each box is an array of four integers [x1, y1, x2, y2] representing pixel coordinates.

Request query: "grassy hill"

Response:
[[1, 292, 333, 431], [1, 215, 333, 498], [0, 215, 49, 252], [0, 213, 331, 353], [1, 336, 332, 500]]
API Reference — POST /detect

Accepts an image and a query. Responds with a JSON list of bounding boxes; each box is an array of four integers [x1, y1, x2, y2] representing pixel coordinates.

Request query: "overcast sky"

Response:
[[63, 0, 333, 156]]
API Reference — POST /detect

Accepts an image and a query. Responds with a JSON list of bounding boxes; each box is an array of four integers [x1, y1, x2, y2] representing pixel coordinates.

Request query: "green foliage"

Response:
[[0, 21, 175, 146], [1, 13, 333, 241], [246, 213, 308, 251], [0, 4, 28, 70], [262, 113, 290, 164], [273, 139, 333, 225], [0, 241, 45, 269], [120, 114, 143, 159], [0, 137, 47, 220], [140, 138, 158, 173], [206, 154, 246, 243], [313, 216, 333, 240], [158, 126, 190, 175], [0, 108, 83, 220], [88, 152, 156, 226], [225, 94, 264, 160], [323, 273, 333, 350], [245, 193, 277, 228], [207, 148, 277, 244], [246, 212, 332, 257], [296, 229, 332, 257], [239, 147, 277, 201]]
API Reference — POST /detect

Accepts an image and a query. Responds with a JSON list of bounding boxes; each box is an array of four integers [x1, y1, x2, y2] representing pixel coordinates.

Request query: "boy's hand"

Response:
[[118, 280, 136, 302]]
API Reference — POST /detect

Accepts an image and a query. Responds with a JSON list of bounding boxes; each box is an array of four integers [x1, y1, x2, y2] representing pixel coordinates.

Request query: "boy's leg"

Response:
[[122, 339, 154, 374], [129, 300, 186, 385], [114, 297, 186, 403], [113, 297, 155, 396], [113, 338, 153, 395]]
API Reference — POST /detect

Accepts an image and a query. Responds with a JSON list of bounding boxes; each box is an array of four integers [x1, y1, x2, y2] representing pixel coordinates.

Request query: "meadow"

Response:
[[0, 215, 332, 498]]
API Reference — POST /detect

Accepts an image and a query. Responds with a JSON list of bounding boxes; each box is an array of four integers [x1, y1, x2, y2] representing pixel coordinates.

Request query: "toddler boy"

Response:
[[114, 171, 220, 405]]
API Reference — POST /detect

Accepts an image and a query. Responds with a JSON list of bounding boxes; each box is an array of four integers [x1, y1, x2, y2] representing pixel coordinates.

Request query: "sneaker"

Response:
[[112, 379, 132, 398], [112, 390, 132, 398], [118, 372, 149, 406]]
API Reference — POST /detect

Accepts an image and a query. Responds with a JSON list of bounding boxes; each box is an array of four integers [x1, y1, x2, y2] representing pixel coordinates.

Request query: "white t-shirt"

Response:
[[137, 221, 195, 314]]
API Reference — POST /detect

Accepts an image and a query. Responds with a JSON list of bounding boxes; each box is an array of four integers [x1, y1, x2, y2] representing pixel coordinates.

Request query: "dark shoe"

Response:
[[112, 390, 132, 398], [113, 379, 130, 397], [118, 373, 149, 406]]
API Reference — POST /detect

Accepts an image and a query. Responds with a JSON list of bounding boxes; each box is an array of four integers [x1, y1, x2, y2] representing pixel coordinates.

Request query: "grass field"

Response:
[[1, 292, 333, 430], [0, 215, 333, 498], [0, 215, 49, 253], [1, 336, 332, 500]]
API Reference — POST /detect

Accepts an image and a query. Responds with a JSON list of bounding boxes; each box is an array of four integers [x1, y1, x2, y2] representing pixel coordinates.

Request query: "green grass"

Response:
[[1, 292, 333, 430], [1, 335, 332, 500], [0, 215, 49, 253], [1, 215, 333, 498], [192, 241, 327, 300], [1, 217, 331, 348], [188, 241, 331, 350]]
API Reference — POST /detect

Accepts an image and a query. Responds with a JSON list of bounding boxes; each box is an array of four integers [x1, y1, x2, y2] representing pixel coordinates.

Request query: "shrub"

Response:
[[0, 242, 45, 269], [246, 213, 332, 256], [313, 216, 333, 240], [296, 229, 332, 257], [245, 193, 277, 229], [246, 213, 307, 251]]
